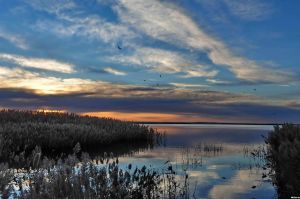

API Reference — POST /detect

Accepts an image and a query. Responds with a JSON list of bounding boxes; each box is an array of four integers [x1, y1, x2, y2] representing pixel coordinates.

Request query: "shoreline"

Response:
[[136, 122, 286, 126]]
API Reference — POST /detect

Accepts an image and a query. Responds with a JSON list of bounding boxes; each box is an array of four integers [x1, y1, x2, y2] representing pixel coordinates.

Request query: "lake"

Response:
[[116, 124, 277, 199]]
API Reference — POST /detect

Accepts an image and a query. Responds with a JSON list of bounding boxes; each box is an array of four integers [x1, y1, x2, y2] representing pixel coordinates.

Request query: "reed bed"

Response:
[[0, 151, 190, 199], [265, 124, 300, 198], [0, 109, 157, 164], [0, 109, 191, 199]]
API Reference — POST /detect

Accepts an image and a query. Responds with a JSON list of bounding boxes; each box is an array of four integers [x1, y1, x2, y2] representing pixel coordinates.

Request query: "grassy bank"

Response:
[[266, 124, 300, 198], [0, 109, 158, 164]]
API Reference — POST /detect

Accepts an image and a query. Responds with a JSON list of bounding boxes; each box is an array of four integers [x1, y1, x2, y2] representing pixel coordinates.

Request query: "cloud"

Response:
[[109, 47, 218, 77], [26, 0, 77, 14], [0, 53, 75, 73], [285, 101, 300, 109], [206, 79, 230, 84], [27, 0, 293, 83], [0, 66, 101, 95], [0, 29, 29, 49], [2, 88, 300, 123], [223, 0, 274, 21], [169, 83, 208, 88], [183, 68, 218, 78], [35, 17, 136, 44], [114, 0, 293, 83], [0, 66, 260, 105], [30, 0, 136, 44], [197, 0, 274, 21], [103, 67, 127, 76]]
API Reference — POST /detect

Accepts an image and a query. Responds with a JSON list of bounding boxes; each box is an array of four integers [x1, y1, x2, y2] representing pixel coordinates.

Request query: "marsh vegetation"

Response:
[[0, 151, 191, 199], [264, 124, 300, 198], [0, 109, 157, 166], [1, 110, 296, 198], [0, 109, 191, 199]]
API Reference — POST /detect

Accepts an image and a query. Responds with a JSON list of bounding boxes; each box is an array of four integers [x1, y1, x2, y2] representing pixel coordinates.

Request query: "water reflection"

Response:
[[117, 124, 276, 199], [152, 124, 272, 146]]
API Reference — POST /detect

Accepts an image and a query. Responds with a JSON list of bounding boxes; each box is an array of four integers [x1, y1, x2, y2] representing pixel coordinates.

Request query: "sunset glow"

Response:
[[35, 109, 67, 113], [80, 112, 208, 122], [0, 0, 300, 123]]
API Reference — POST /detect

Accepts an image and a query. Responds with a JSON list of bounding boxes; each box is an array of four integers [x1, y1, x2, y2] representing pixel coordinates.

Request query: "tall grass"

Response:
[[266, 124, 300, 198], [0, 109, 194, 198], [0, 151, 190, 199], [0, 109, 157, 164]]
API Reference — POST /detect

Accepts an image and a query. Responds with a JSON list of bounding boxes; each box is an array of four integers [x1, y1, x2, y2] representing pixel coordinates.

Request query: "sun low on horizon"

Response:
[[1, 0, 300, 123]]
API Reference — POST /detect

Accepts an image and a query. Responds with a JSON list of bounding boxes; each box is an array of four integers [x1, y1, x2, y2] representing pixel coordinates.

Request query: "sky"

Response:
[[0, 0, 300, 123]]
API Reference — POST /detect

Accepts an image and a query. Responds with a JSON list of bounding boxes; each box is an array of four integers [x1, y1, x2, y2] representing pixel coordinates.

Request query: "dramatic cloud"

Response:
[[0, 66, 101, 95], [0, 53, 75, 73], [27, 0, 294, 83], [0, 66, 261, 105], [0, 0, 299, 123], [114, 0, 293, 83], [2, 88, 300, 123]]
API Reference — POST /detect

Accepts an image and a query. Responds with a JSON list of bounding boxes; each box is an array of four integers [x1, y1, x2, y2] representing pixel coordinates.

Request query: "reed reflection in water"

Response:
[[116, 124, 276, 199]]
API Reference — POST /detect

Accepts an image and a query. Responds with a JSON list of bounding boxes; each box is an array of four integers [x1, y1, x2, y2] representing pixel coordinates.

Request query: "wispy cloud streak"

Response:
[[109, 47, 218, 77], [0, 29, 29, 49], [0, 53, 75, 73], [103, 67, 127, 76], [114, 0, 293, 83]]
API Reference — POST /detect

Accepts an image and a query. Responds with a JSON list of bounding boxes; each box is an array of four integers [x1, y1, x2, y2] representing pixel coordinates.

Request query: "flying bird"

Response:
[[117, 41, 123, 50]]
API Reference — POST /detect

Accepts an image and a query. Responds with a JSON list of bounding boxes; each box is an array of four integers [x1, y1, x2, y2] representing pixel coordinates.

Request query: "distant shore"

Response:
[[136, 121, 285, 125]]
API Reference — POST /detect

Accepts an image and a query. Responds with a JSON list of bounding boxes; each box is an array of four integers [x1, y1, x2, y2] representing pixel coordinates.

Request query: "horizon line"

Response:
[[134, 121, 290, 125]]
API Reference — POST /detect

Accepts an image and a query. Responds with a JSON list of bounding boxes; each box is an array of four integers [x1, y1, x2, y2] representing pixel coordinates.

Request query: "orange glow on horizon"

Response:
[[35, 108, 67, 113], [80, 111, 219, 122]]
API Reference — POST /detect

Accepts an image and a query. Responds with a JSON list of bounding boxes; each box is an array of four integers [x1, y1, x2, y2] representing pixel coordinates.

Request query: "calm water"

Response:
[[117, 124, 277, 199]]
